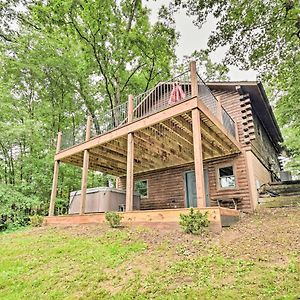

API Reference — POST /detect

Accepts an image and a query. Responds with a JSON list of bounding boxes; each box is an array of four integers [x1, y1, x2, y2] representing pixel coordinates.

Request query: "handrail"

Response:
[[60, 67, 237, 150], [221, 106, 236, 138]]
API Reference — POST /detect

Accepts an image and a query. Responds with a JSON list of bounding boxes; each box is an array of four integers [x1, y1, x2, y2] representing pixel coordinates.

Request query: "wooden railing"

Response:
[[59, 63, 238, 150], [221, 106, 236, 138], [132, 70, 191, 120]]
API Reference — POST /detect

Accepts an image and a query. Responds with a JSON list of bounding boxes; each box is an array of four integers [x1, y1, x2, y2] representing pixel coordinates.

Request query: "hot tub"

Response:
[[68, 187, 140, 214]]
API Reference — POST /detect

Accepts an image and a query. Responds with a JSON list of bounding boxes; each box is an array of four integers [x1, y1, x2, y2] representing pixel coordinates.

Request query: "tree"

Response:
[[0, 0, 178, 221], [169, 0, 300, 175]]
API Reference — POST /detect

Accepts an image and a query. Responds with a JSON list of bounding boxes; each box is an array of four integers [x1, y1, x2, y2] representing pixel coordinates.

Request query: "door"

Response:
[[185, 170, 210, 207]]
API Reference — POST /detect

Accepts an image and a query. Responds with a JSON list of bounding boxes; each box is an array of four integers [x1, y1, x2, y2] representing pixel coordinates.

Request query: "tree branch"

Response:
[[120, 62, 146, 93]]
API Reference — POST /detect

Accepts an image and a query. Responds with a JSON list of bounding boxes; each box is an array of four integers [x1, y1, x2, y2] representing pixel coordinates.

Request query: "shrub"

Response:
[[105, 212, 123, 228], [29, 215, 44, 227], [179, 208, 209, 234], [0, 184, 40, 231]]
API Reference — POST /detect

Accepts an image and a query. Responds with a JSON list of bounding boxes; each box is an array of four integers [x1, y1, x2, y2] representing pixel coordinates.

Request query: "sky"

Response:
[[146, 0, 257, 81]]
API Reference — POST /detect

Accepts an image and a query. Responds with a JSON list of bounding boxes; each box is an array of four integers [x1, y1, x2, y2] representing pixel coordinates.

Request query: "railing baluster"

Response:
[[60, 67, 237, 151]]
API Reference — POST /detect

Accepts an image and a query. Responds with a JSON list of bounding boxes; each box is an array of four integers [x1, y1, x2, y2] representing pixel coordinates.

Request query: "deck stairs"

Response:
[[258, 180, 300, 208]]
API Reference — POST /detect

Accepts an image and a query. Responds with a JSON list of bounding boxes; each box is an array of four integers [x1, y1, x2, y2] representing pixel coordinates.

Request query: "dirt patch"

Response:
[[216, 207, 300, 265]]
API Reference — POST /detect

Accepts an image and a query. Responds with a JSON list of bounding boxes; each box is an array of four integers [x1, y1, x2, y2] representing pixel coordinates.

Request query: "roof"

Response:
[[206, 81, 283, 151]]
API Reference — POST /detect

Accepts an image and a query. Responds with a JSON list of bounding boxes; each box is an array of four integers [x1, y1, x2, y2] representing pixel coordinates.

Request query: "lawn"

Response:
[[0, 207, 299, 299]]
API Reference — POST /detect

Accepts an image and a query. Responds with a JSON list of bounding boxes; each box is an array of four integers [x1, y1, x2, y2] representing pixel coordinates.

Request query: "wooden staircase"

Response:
[[258, 180, 300, 208]]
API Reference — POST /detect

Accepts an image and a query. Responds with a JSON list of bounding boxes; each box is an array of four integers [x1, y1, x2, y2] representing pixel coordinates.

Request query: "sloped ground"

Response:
[[0, 207, 299, 299]]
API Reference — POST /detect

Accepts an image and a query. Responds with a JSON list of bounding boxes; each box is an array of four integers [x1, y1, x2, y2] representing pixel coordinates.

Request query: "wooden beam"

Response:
[[184, 112, 228, 155], [128, 94, 134, 123], [216, 96, 223, 123], [140, 126, 192, 162], [55, 97, 198, 161], [79, 116, 92, 215], [192, 109, 206, 207], [190, 61, 198, 97], [126, 132, 134, 211], [196, 99, 241, 150], [79, 150, 89, 215], [49, 132, 62, 216]]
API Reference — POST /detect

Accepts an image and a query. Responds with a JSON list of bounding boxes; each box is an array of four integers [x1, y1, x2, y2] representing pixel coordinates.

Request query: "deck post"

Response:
[[128, 94, 134, 123], [192, 108, 206, 207], [79, 116, 92, 215], [190, 61, 198, 97], [126, 95, 134, 212], [216, 96, 223, 123], [49, 132, 62, 216]]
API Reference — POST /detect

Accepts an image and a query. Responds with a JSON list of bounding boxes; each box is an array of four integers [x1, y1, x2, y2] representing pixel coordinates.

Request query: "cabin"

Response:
[[45, 62, 283, 231]]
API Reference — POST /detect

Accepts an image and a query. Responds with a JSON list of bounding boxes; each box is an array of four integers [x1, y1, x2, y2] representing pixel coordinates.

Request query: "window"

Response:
[[218, 166, 236, 188], [135, 180, 148, 198]]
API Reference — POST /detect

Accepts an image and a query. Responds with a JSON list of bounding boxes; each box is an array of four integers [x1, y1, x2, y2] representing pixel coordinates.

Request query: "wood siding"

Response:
[[117, 88, 266, 212], [117, 154, 252, 212], [251, 112, 281, 177], [117, 164, 191, 210]]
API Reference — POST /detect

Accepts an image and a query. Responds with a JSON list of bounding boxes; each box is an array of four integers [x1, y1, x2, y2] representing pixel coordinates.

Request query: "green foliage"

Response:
[[105, 212, 123, 228], [29, 215, 44, 227], [0, 228, 145, 299], [179, 208, 209, 234], [181, 49, 230, 81], [1, 210, 300, 299], [0, 184, 40, 231], [0, 0, 177, 220], [170, 0, 300, 175]]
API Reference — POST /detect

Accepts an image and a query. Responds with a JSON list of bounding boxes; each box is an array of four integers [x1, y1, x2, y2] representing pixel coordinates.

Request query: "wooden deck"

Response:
[[55, 98, 241, 177], [48, 62, 243, 216], [44, 207, 240, 233]]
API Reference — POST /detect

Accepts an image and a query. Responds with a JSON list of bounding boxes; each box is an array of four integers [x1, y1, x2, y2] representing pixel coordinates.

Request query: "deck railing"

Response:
[[60, 124, 86, 150], [197, 75, 218, 117], [90, 101, 128, 137], [133, 70, 191, 120], [222, 106, 236, 138], [60, 65, 237, 150]]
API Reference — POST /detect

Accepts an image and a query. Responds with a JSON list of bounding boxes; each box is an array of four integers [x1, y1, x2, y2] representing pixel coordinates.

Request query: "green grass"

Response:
[[0, 228, 146, 299], [0, 208, 300, 299]]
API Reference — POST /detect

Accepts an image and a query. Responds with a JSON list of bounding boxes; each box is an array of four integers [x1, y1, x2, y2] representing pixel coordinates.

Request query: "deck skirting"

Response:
[[44, 207, 240, 233]]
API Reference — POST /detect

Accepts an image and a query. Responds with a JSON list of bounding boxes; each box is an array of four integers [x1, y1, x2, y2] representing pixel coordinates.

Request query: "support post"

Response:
[[216, 96, 223, 123], [126, 133, 134, 211], [192, 108, 206, 207], [126, 95, 134, 211], [49, 132, 62, 216], [128, 94, 134, 123], [79, 116, 92, 215], [190, 61, 198, 97]]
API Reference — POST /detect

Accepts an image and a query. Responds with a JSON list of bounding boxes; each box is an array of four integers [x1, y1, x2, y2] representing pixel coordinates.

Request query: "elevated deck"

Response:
[[44, 207, 240, 233], [48, 62, 243, 217], [56, 95, 241, 177]]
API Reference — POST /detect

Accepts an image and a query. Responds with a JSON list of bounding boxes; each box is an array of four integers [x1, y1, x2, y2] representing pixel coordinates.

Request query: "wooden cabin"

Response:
[[45, 62, 283, 230]]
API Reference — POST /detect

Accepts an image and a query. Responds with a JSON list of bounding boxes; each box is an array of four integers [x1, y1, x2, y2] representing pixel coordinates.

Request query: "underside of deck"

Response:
[[44, 207, 240, 233], [56, 98, 241, 177]]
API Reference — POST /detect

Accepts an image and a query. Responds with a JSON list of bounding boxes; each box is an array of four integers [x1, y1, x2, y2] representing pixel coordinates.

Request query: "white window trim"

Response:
[[215, 162, 238, 191]]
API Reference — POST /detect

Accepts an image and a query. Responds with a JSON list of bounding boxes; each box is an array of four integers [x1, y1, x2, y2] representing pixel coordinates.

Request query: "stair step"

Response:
[[258, 195, 300, 208]]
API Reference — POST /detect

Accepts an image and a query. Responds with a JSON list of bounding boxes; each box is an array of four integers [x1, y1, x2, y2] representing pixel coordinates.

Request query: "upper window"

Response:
[[218, 166, 236, 188], [135, 180, 148, 198]]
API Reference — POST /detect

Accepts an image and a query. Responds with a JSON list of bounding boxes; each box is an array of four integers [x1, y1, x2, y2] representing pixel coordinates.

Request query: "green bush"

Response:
[[105, 212, 123, 228], [179, 208, 209, 234], [29, 215, 44, 227], [0, 184, 40, 231]]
